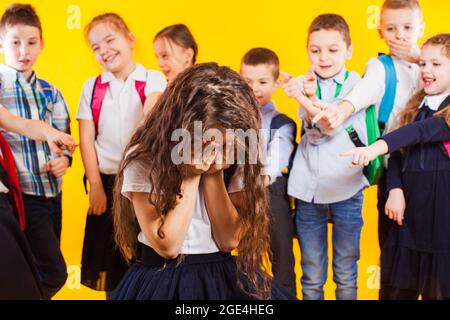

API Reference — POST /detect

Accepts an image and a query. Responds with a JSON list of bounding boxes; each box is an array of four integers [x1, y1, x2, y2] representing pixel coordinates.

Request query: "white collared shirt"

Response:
[[121, 160, 244, 254], [421, 92, 450, 111], [344, 56, 420, 135], [288, 68, 369, 203], [76, 63, 167, 174]]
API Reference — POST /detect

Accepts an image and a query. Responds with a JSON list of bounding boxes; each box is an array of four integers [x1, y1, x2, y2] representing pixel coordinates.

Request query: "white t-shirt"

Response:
[[76, 63, 167, 174], [121, 160, 244, 254]]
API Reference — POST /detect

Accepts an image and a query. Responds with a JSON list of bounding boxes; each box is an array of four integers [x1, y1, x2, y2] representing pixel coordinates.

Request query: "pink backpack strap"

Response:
[[444, 141, 450, 158], [90, 75, 109, 135], [135, 80, 147, 106]]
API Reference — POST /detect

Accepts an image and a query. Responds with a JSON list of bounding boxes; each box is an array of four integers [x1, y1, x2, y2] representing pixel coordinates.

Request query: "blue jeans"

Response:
[[295, 191, 363, 300]]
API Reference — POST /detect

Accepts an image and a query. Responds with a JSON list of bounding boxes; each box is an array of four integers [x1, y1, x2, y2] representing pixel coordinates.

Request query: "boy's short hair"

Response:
[[381, 0, 423, 19], [241, 48, 280, 79], [308, 14, 351, 47], [0, 3, 42, 38]]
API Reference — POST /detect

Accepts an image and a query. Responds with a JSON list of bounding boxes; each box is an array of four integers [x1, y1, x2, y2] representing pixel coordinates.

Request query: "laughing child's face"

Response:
[[307, 29, 352, 79], [420, 44, 450, 96], [88, 22, 135, 77], [0, 24, 42, 77]]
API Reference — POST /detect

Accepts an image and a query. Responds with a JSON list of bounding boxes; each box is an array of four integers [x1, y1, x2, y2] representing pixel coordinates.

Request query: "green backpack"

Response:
[[315, 54, 398, 185], [365, 54, 397, 185]]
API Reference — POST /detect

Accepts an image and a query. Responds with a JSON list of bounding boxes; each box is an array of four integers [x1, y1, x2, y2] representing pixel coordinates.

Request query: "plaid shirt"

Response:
[[0, 64, 71, 198]]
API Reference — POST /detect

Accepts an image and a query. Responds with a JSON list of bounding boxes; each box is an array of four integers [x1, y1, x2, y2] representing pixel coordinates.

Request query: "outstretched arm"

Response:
[[0, 106, 75, 155], [341, 116, 450, 166]]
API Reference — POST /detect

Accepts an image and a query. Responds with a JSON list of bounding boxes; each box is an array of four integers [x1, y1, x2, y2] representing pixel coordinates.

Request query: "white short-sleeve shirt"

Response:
[[76, 63, 167, 174], [121, 160, 244, 254]]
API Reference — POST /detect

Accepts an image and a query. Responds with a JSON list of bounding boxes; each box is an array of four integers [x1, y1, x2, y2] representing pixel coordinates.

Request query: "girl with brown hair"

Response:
[[342, 34, 450, 300], [111, 62, 292, 300]]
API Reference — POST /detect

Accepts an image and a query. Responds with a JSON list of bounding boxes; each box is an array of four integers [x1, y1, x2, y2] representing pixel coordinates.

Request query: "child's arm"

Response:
[[48, 89, 73, 177], [380, 116, 450, 152], [303, 65, 318, 100], [281, 72, 321, 118], [266, 123, 295, 183], [130, 146, 217, 259], [341, 116, 450, 166], [385, 187, 406, 226], [281, 72, 331, 143], [143, 70, 167, 116], [312, 100, 354, 131], [385, 151, 406, 226], [143, 92, 163, 116], [313, 58, 386, 130], [0, 106, 75, 155], [79, 119, 107, 216], [341, 139, 389, 167], [202, 171, 241, 252], [132, 175, 202, 259]]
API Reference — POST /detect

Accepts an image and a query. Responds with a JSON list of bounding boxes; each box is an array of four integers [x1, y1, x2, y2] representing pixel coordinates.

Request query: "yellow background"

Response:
[[1, 0, 448, 300]]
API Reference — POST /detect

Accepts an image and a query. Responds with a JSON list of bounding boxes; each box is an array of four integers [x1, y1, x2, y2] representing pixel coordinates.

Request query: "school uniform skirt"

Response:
[[111, 244, 295, 300], [81, 174, 128, 292], [0, 193, 43, 299]]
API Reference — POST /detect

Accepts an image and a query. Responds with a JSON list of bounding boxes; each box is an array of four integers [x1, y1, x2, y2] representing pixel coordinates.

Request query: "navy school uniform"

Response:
[[113, 244, 294, 300], [380, 97, 450, 299]]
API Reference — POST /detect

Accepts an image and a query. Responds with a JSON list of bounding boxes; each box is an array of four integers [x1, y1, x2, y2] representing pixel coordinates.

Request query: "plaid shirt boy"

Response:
[[0, 64, 71, 198]]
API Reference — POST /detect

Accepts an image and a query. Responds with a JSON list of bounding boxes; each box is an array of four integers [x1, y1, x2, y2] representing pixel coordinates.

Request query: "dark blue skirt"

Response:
[[111, 244, 295, 300], [81, 174, 128, 292]]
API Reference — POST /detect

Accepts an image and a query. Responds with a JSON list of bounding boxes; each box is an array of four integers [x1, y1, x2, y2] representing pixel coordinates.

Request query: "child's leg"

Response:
[[295, 199, 329, 300], [330, 190, 364, 300], [22, 195, 68, 299], [268, 177, 296, 296]]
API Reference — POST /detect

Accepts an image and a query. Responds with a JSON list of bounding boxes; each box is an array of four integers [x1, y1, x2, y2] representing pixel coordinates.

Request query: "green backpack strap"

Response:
[[365, 105, 383, 185], [365, 54, 398, 185]]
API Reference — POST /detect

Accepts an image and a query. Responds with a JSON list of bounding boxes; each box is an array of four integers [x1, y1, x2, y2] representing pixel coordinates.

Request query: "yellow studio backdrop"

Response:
[[0, 0, 448, 300]]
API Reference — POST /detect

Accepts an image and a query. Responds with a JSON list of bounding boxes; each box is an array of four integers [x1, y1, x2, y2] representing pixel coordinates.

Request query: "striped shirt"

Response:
[[0, 64, 71, 198]]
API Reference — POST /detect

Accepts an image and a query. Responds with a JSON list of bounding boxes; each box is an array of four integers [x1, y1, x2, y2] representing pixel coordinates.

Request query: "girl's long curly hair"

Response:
[[113, 62, 271, 298], [399, 34, 450, 128]]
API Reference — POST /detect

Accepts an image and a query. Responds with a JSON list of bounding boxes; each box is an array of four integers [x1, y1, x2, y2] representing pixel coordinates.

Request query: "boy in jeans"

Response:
[[283, 14, 368, 300]]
